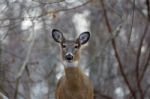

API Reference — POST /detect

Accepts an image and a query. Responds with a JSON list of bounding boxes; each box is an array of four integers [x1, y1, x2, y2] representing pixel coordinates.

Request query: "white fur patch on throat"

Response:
[[63, 61, 79, 67]]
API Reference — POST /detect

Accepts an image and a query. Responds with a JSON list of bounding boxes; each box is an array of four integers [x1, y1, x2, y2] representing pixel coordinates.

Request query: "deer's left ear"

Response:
[[78, 32, 90, 45]]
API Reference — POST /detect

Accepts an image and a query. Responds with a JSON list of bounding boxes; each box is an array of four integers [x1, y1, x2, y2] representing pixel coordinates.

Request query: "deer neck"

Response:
[[64, 66, 84, 90]]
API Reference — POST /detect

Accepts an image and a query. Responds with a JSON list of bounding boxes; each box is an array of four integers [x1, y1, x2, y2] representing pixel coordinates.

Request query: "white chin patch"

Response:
[[63, 61, 78, 67]]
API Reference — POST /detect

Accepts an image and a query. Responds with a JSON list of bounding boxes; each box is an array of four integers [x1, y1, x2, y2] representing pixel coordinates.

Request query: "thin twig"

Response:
[[135, 22, 149, 99], [37, 0, 92, 18], [5, 79, 26, 99], [15, 17, 35, 98], [14, 78, 20, 99], [16, 7, 36, 79], [146, 0, 150, 21], [88, 24, 122, 68], [124, 0, 135, 71], [32, 0, 65, 4], [139, 45, 150, 82], [127, 0, 135, 45], [135, 22, 149, 81], [16, 30, 35, 79], [128, 0, 147, 19], [143, 84, 150, 97], [0, 0, 92, 21]]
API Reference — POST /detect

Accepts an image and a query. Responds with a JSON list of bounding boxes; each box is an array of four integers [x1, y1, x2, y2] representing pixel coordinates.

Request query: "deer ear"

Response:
[[78, 32, 90, 45], [52, 29, 64, 43]]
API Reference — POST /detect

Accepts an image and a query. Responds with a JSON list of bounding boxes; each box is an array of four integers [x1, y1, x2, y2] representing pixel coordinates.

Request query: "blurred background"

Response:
[[0, 0, 150, 99]]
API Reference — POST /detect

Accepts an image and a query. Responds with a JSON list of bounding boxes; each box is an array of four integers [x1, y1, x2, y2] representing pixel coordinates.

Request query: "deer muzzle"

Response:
[[65, 53, 73, 61]]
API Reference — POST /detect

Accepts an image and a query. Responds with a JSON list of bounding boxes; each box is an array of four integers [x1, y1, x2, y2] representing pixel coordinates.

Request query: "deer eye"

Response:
[[62, 44, 66, 48], [75, 45, 79, 48]]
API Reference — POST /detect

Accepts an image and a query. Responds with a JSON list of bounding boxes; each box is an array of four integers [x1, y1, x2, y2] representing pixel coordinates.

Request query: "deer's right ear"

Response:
[[52, 29, 64, 43]]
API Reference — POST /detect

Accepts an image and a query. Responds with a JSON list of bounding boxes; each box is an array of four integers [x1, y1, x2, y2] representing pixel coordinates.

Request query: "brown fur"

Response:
[[55, 67, 93, 99], [52, 30, 93, 99]]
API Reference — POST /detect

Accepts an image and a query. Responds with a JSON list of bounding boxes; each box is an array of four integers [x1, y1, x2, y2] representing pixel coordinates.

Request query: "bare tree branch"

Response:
[[0, 92, 9, 99], [14, 78, 20, 99], [146, 0, 150, 21], [14, 21, 35, 98], [128, 0, 135, 45], [128, 0, 147, 19], [135, 22, 149, 80], [139, 45, 150, 82], [135, 22, 149, 99], [37, 0, 92, 17], [32, 0, 65, 4], [100, 0, 136, 99], [143, 84, 150, 97], [16, 30, 35, 79], [0, 0, 92, 21]]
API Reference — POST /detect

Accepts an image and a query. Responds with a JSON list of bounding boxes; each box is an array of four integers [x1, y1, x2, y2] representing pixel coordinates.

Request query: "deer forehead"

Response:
[[62, 40, 79, 46]]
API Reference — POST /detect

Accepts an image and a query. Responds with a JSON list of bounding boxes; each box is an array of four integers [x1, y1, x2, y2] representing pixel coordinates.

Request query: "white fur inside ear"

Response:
[[79, 32, 90, 44]]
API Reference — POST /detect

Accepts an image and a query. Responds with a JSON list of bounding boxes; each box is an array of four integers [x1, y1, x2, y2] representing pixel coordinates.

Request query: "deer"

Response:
[[52, 29, 93, 99]]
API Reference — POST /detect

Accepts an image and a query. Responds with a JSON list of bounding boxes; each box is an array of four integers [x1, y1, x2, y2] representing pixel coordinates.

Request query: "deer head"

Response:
[[52, 29, 90, 68]]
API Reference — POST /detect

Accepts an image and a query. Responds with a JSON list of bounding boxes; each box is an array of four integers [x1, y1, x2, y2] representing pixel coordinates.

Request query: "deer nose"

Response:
[[65, 54, 73, 61]]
